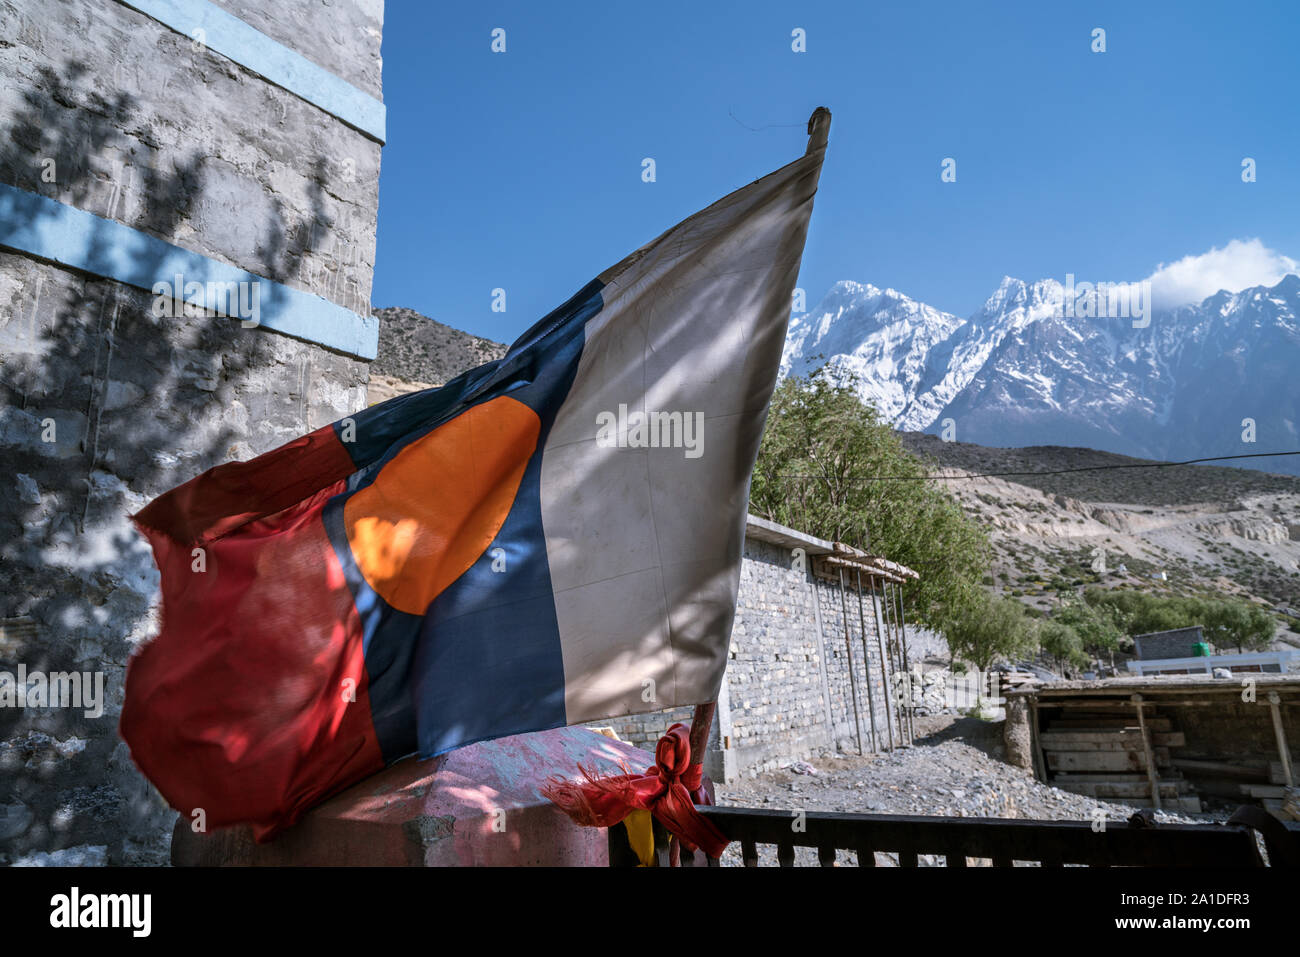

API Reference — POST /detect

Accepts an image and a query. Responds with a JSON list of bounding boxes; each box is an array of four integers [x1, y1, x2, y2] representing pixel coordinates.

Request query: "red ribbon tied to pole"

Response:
[[542, 723, 730, 860]]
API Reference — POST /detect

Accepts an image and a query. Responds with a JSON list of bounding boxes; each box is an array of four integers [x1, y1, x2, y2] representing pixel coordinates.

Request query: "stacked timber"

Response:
[[997, 669, 1039, 692], [1283, 788, 1299, 822], [1169, 758, 1297, 819], [1014, 676, 1300, 820], [1039, 704, 1202, 812]]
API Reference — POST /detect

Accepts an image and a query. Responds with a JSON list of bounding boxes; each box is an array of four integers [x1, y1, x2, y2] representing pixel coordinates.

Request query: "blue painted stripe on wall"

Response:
[[118, 0, 386, 143], [0, 183, 379, 361]]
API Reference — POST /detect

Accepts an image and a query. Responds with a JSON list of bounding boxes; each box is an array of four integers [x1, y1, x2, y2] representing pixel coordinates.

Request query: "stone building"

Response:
[[1133, 626, 1207, 661], [0, 0, 385, 864], [609, 516, 914, 783]]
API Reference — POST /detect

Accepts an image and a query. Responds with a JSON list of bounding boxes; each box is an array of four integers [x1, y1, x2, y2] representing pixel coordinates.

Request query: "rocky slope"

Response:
[[897, 435, 1300, 642], [371, 306, 507, 386]]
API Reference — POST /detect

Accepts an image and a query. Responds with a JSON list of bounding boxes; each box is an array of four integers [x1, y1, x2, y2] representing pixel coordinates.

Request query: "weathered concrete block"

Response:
[[170, 728, 653, 866]]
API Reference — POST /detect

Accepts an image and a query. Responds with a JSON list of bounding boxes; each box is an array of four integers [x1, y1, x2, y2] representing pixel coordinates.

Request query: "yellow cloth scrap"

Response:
[[624, 808, 654, 866]]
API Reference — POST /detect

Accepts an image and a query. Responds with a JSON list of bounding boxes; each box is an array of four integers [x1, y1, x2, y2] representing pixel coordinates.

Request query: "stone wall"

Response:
[[611, 534, 906, 782], [1134, 627, 1206, 661], [0, 0, 382, 864]]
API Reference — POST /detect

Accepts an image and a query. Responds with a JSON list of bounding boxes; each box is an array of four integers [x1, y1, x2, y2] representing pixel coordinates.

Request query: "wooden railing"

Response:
[[608, 805, 1300, 867]]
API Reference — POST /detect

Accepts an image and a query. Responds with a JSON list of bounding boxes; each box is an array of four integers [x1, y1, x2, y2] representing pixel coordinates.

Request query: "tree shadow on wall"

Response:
[[0, 59, 354, 863]]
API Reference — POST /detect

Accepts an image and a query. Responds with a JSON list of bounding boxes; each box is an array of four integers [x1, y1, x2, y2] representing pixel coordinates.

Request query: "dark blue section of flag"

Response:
[[323, 280, 603, 762], [412, 306, 592, 755]]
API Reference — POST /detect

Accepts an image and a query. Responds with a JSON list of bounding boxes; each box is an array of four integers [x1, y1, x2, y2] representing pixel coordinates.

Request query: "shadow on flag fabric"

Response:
[[121, 108, 830, 838]]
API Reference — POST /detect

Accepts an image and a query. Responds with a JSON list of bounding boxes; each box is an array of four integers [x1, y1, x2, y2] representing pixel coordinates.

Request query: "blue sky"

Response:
[[372, 0, 1300, 343]]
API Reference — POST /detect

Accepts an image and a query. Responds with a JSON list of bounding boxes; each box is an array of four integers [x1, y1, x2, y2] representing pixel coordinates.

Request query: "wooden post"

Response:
[[837, 567, 865, 755], [653, 817, 673, 868], [1267, 692, 1294, 788], [894, 585, 910, 745], [1028, 696, 1047, 783], [894, 584, 916, 744], [688, 701, 716, 773], [867, 576, 895, 752], [883, 582, 904, 748], [672, 701, 719, 866], [1132, 693, 1162, 811], [854, 568, 880, 753]]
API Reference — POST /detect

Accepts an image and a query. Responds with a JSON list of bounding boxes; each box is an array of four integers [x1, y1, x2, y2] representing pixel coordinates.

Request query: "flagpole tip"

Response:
[[806, 107, 830, 154]]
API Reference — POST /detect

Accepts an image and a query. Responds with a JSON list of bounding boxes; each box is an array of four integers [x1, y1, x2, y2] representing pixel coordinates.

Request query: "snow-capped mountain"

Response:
[[781, 274, 1300, 475], [780, 282, 964, 423]]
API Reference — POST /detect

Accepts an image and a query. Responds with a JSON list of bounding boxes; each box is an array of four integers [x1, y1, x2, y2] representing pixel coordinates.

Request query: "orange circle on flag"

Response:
[[343, 395, 540, 615]]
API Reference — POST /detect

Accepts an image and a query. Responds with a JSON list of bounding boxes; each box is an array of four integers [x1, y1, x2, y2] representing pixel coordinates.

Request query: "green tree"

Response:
[[1199, 599, 1275, 653], [1083, 589, 1276, 653], [1052, 599, 1125, 660], [1083, 589, 1189, 635], [751, 376, 991, 634], [938, 592, 1039, 672], [1038, 619, 1088, 674]]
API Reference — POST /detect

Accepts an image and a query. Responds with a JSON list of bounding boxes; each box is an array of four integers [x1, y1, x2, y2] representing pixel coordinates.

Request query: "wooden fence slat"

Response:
[[607, 804, 1295, 867]]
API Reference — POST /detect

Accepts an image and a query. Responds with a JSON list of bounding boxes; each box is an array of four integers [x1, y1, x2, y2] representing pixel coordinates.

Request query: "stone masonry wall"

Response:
[[814, 558, 898, 760], [0, 0, 381, 318], [0, 0, 382, 864], [612, 536, 903, 782], [1133, 627, 1206, 661]]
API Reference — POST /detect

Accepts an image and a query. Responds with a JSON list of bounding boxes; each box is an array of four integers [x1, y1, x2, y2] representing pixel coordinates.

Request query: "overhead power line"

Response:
[[774, 450, 1300, 483]]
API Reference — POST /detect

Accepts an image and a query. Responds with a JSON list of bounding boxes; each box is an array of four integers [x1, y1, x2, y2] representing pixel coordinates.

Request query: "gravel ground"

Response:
[[711, 713, 1222, 867]]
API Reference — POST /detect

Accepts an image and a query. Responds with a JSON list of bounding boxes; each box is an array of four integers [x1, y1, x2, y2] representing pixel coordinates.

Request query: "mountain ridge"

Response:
[[781, 273, 1300, 475]]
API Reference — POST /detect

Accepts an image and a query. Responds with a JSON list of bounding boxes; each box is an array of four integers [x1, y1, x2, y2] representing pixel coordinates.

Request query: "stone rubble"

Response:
[[712, 713, 1216, 867]]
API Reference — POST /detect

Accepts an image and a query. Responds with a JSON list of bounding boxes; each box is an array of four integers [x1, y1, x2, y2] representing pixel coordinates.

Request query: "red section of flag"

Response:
[[121, 469, 384, 839], [133, 424, 358, 546]]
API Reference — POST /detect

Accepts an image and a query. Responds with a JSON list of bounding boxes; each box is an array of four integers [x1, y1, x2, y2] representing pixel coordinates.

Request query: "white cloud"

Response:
[[1144, 239, 1299, 308]]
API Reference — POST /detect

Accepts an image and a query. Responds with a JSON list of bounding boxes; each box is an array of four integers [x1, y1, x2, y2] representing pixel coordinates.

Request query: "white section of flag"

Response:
[[539, 116, 828, 724]]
